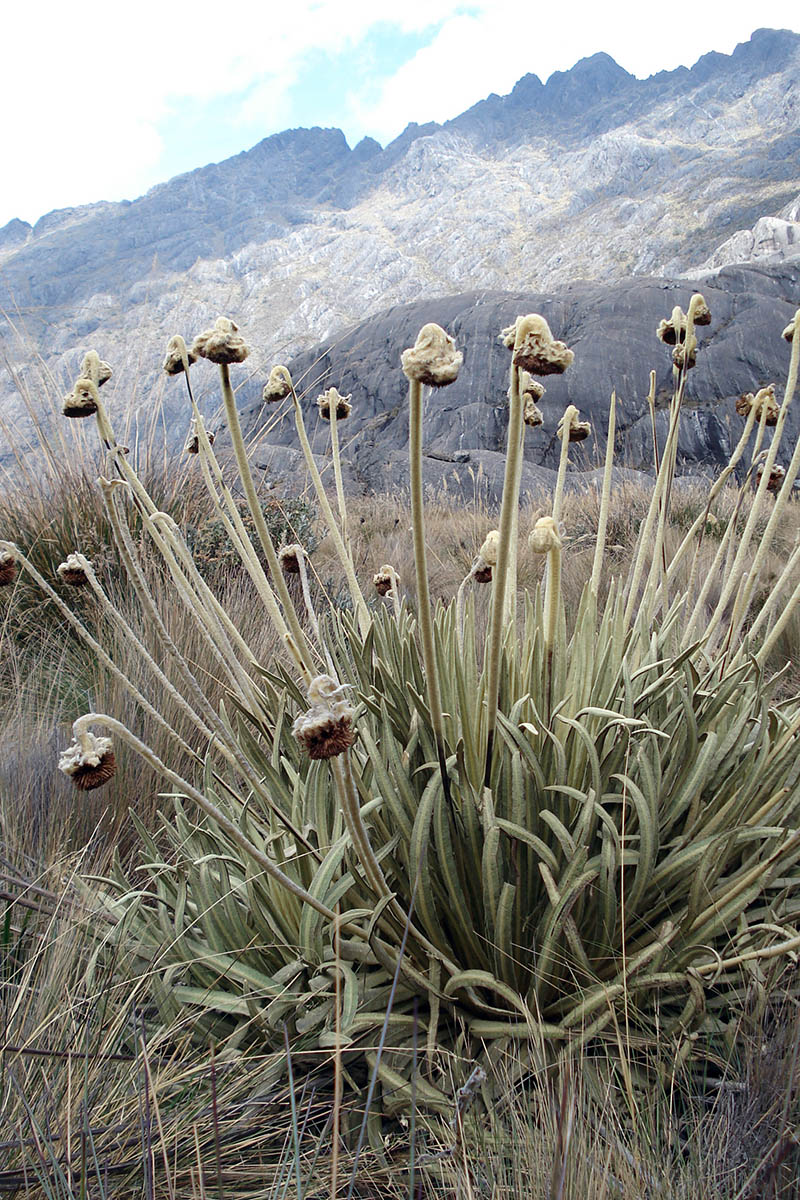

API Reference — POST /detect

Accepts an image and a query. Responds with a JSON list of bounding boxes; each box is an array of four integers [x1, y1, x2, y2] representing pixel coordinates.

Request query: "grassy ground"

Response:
[[1, 409, 799, 1196]]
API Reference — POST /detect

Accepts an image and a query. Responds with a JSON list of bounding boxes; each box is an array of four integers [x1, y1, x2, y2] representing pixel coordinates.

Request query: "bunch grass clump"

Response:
[[4, 301, 800, 1162]]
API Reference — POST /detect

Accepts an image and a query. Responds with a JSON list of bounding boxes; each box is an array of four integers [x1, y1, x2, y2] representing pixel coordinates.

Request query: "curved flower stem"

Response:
[[291, 389, 370, 635], [218, 364, 316, 678], [408, 377, 451, 802], [80, 556, 215, 744], [484, 362, 524, 788], [1, 543, 198, 762]]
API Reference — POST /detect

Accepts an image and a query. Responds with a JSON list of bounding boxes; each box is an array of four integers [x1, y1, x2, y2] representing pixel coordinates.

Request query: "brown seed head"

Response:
[[689, 294, 712, 326], [279, 544, 303, 574], [401, 323, 462, 387], [292, 675, 355, 760], [736, 385, 779, 426], [557, 409, 591, 443], [58, 730, 117, 791], [757, 463, 786, 493], [672, 334, 697, 371], [317, 387, 352, 421], [501, 314, 574, 376], [191, 317, 249, 365], [163, 335, 197, 376], [373, 565, 398, 596], [62, 378, 99, 418], [263, 366, 293, 403], [57, 553, 90, 586], [657, 306, 688, 346], [0, 550, 18, 586]]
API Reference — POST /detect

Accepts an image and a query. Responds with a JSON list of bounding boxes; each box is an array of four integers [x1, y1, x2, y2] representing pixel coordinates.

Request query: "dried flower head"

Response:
[[672, 335, 697, 371], [736, 385, 779, 426], [479, 530, 500, 567], [782, 311, 799, 343], [690, 294, 712, 326], [263, 366, 293, 403], [557, 410, 591, 443], [79, 352, 113, 387], [373, 565, 398, 596], [657, 307, 688, 346], [163, 335, 197, 376], [191, 317, 249, 365], [523, 395, 544, 427], [757, 463, 786, 493], [57, 553, 90, 586], [317, 387, 352, 421], [292, 675, 355, 760], [529, 516, 562, 555], [472, 561, 492, 583], [279, 544, 303, 574], [501, 314, 574, 376], [183, 418, 214, 455], [515, 371, 545, 427], [58, 729, 116, 791], [62, 378, 99, 418], [401, 323, 462, 387], [0, 549, 18, 586]]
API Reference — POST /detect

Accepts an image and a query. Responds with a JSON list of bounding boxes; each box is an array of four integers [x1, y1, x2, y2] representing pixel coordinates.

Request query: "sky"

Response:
[[2, 0, 798, 230]]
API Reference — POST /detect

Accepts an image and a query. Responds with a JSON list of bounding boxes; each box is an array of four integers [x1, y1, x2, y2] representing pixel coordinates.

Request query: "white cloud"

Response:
[[350, 0, 800, 144], [2, 0, 797, 226]]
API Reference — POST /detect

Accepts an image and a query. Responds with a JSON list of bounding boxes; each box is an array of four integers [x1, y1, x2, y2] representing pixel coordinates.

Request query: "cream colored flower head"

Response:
[[528, 516, 562, 555], [656, 306, 687, 347], [756, 463, 786, 493], [672, 334, 697, 371], [62, 378, 99, 418], [58, 729, 117, 791], [183, 417, 214, 455], [401, 323, 462, 387], [79, 352, 113, 387], [263, 366, 293, 403], [279, 544, 304, 575], [293, 675, 355, 759], [57, 553, 90, 586], [373, 565, 398, 596], [782, 310, 800, 343], [557, 407, 591, 443], [479, 530, 500, 567], [317, 387, 352, 421], [163, 335, 197, 376], [689, 293, 712, 327], [501, 315, 574, 376], [736, 385, 779, 426], [191, 317, 249, 365]]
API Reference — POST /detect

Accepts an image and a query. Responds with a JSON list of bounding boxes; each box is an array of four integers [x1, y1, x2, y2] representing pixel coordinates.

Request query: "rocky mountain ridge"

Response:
[[1, 27, 799, 475]]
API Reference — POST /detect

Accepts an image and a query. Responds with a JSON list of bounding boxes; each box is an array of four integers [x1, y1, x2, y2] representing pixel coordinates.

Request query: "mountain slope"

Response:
[[0, 27, 798, 464]]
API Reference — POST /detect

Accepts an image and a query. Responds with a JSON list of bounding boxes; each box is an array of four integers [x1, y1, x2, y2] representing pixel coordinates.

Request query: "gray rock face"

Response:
[[237, 262, 799, 502], [0, 28, 799, 470]]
